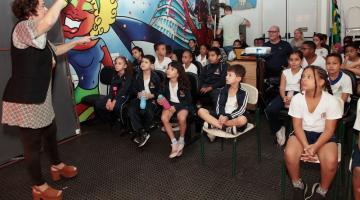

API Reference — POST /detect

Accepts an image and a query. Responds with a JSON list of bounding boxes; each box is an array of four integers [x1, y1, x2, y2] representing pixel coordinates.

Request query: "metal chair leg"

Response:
[[281, 159, 286, 200], [232, 138, 237, 176], [255, 107, 261, 162], [221, 138, 224, 151], [200, 130, 205, 165]]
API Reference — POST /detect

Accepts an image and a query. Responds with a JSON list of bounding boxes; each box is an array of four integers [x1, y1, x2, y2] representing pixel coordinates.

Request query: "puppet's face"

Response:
[[61, 0, 95, 39]]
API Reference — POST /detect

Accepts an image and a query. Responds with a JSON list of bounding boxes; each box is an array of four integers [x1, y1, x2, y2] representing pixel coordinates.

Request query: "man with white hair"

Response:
[[216, 5, 250, 54], [263, 25, 292, 79]]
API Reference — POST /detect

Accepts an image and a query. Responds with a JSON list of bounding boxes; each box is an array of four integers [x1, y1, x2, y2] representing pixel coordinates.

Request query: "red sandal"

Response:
[[51, 165, 78, 181], [32, 185, 62, 200]]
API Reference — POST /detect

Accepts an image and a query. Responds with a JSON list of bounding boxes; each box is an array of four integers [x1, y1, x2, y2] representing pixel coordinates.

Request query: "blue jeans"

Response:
[[223, 46, 233, 54]]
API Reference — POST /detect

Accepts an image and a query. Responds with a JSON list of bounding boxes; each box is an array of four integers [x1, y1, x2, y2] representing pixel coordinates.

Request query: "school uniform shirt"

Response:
[[154, 56, 172, 72], [282, 68, 303, 92], [199, 62, 227, 89], [183, 63, 198, 74], [108, 73, 132, 102], [216, 85, 248, 119], [196, 55, 207, 67], [329, 71, 353, 102], [161, 81, 192, 107], [288, 91, 343, 133], [132, 71, 161, 100], [302, 56, 326, 69], [354, 99, 360, 131], [315, 47, 328, 58]]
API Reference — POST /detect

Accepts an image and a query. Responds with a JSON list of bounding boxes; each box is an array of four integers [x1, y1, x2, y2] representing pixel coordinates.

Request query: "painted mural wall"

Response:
[[60, 0, 256, 121]]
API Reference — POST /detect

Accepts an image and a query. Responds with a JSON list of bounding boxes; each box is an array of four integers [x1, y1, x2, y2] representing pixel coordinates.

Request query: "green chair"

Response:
[[200, 83, 261, 176]]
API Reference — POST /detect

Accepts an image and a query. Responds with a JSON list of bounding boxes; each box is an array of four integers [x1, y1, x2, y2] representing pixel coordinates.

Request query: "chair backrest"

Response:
[[342, 69, 359, 98], [241, 82, 258, 105], [192, 60, 203, 76], [186, 72, 199, 103], [100, 67, 115, 85], [154, 70, 166, 84]]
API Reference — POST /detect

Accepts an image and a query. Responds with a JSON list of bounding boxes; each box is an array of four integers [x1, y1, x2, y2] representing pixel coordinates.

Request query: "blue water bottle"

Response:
[[140, 92, 146, 110]]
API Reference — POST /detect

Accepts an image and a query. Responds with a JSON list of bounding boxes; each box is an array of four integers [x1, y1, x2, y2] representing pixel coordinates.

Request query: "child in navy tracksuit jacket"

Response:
[[95, 56, 132, 127], [198, 64, 248, 141], [128, 55, 161, 147], [158, 61, 192, 158], [199, 47, 228, 105]]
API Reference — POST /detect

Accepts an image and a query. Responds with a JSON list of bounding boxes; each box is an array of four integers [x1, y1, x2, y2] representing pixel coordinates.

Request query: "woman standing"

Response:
[[2, 0, 90, 199]]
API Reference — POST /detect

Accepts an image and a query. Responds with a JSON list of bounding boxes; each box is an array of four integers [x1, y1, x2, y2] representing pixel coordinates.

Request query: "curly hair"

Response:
[[12, 0, 39, 20], [89, 0, 117, 36]]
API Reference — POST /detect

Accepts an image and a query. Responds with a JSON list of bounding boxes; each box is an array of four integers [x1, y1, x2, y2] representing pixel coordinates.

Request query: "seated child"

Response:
[[196, 44, 208, 67], [211, 39, 227, 63], [199, 47, 228, 105], [326, 53, 352, 109], [95, 56, 133, 132], [131, 46, 144, 76], [265, 50, 303, 146], [154, 42, 172, 72], [284, 65, 343, 199], [198, 64, 248, 141], [182, 50, 198, 74], [128, 55, 161, 147], [227, 39, 242, 61], [159, 61, 192, 158], [352, 99, 360, 200]]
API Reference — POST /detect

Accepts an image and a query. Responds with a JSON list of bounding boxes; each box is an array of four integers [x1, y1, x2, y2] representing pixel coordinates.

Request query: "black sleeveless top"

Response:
[[3, 22, 56, 104]]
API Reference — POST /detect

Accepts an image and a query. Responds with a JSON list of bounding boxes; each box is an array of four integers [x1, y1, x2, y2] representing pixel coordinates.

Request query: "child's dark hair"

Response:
[[114, 56, 133, 76], [154, 43, 166, 51], [228, 64, 246, 78], [208, 47, 221, 56], [344, 42, 360, 52], [189, 39, 197, 44], [131, 46, 144, 57], [143, 55, 155, 64], [200, 44, 209, 50], [301, 65, 333, 98], [182, 49, 192, 57], [233, 39, 241, 46], [302, 41, 316, 50], [289, 50, 304, 60], [167, 61, 191, 90], [211, 38, 222, 46], [166, 45, 173, 55], [326, 53, 343, 64]]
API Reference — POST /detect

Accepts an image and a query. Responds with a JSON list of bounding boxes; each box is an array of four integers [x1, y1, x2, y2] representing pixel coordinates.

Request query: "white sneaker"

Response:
[[169, 143, 178, 158], [207, 133, 216, 142], [276, 126, 286, 146], [176, 143, 184, 157]]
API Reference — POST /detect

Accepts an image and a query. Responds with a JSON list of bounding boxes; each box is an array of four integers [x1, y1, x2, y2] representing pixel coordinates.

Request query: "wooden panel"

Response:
[[228, 60, 257, 88]]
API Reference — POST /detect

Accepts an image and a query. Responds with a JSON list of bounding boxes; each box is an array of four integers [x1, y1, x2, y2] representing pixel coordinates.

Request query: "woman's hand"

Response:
[[75, 36, 92, 46]]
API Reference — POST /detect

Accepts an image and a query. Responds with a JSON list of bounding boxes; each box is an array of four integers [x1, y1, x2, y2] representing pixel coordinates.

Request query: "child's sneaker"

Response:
[[169, 143, 178, 158], [305, 183, 326, 200], [293, 183, 308, 200], [276, 126, 286, 146], [176, 143, 184, 157], [138, 132, 150, 147]]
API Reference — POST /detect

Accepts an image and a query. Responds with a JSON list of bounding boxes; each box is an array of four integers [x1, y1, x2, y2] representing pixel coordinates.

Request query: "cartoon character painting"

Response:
[[61, 0, 117, 122]]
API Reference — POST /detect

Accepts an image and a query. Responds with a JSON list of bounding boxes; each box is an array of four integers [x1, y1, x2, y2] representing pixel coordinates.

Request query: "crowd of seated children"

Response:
[[154, 43, 172, 72], [313, 33, 328, 58], [198, 64, 248, 141], [159, 61, 193, 158], [265, 51, 303, 146], [95, 56, 133, 133], [211, 39, 228, 63], [196, 44, 208, 67], [343, 43, 360, 77], [128, 55, 161, 147], [301, 41, 326, 70], [131, 46, 144, 76], [326, 53, 353, 111], [182, 50, 198, 75], [284, 65, 343, 200], [227, 39, 242, 61], [352, 99, 360, 200], [199, 47, 228, 106], [166, 45, 178, 61]]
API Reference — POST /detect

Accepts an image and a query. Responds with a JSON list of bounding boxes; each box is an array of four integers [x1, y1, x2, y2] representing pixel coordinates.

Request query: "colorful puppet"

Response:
[[61, 0, 117, 122]]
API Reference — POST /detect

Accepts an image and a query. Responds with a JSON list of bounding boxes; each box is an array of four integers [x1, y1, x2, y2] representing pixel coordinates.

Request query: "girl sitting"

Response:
[[159, 61, 192, 158], [284, 66, 343, 199]]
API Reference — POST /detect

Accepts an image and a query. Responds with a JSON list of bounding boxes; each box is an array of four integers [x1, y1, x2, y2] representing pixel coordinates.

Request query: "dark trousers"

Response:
[[128, 98, 156, 132], [265, 95, 285, 135], [95, 96, 127, 123], [19, 121, 61, 186]]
